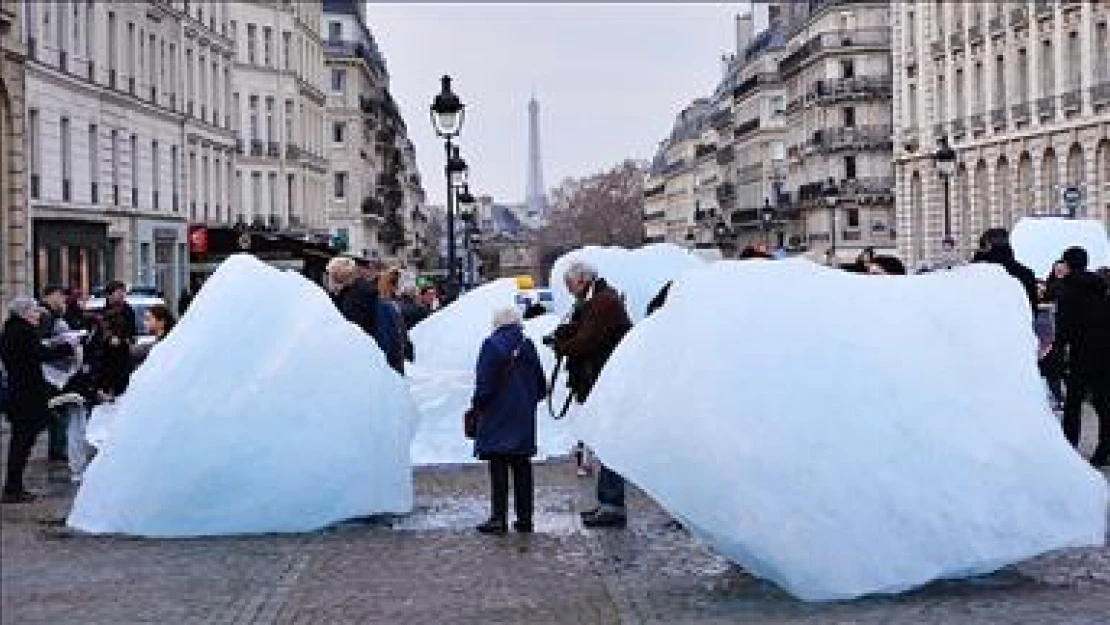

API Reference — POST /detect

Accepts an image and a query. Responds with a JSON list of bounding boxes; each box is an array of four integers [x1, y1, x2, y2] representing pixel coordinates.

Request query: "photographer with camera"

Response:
[[547, 261, 633, 529]]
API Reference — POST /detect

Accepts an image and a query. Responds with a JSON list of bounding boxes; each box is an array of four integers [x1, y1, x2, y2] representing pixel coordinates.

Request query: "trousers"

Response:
[[1062, 373, 1110, 464], [4, 410, 48, 494], [487, 455, 533, 523]]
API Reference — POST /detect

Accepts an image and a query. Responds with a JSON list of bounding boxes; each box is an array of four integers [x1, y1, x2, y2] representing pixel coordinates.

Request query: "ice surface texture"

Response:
[[1011, 217, 1110, 278], [549, 243, 705, 321], [68, 255, 418, 537], [576, 259, 1108, 601], [408, 279, 575, 464]]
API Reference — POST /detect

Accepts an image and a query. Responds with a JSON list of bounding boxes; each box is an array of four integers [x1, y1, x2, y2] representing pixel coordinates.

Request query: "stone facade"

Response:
[[1, 0, 27, 313], [893, 0, 1110, 267]]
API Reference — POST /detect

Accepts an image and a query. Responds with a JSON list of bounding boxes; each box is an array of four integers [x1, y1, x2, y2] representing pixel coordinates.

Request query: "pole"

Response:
[[942, 174, 952, 239], [829, 202, 836, 261], [444, 137, 457, 295]]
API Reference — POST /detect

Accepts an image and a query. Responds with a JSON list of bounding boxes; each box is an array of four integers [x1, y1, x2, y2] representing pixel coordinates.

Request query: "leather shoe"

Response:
[[582, 510, 626, 529], [476, 518, 507, 535]]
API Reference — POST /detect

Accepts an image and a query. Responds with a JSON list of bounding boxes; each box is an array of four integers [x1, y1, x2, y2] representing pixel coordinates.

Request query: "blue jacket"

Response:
[[374, 300, 405, 374], [472, 324, 546, 458]]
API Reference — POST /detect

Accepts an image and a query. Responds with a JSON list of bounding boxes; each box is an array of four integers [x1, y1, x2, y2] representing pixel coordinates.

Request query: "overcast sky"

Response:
[[364, 3, 764, 207]]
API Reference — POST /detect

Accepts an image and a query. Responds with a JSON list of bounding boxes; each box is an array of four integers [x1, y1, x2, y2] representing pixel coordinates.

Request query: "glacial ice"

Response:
[[1011, 217, 1110, 278], [549, 243, 705, 321], [408, 280, 576, 464], [68, 254, 418, 537], [576, 259, 1108, 601]]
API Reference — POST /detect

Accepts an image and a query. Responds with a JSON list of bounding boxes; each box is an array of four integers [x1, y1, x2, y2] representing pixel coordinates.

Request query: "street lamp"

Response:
[[822, 177, 839, 261], [760, 198, 776, 245], [933, 136, 957, 242], [456, 184, 477, 289], [430, 75, 466, 294]]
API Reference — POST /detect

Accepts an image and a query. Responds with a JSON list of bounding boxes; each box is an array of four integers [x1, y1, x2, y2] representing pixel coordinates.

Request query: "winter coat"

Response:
[[334, 277, 379, 339], [552, 278, 633, 402], [105, 301, 139, 342], [472, 324, 547, 459], [0, 315, 73, 420], [374, 299, 406, 374], [972, 246, 1039, 315], [1054, 270, 1110, 382]]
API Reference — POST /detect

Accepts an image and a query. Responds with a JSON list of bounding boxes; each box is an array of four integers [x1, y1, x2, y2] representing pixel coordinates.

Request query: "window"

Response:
[[994, 55, 1006, 109], [908, 83, 918, 122], [130, 134, 138, 207], [168, 44, 177, 105], [936, 74, 946, 121], [1017, 48, 1029, 102], [332, 122, 346, 144], [185, 49, 193, 112], [263, 27, 272, 67], [842, 107, 855, 128], [233, 92, 240, 131], [214, 157, 222, 221], [284, 99, 294, 144], [171, 146, 179, 210], [844, 155, 857, 180], [149, 34, 156, 95], [251, 172, 262, 222], [841, 59, 855, 79], [189, 152, 197, 217], [331, 68, 346, 93], [85, 0, 93, 58], [1098, 23, 1109, 82], [334, 172, 348, 199], [61, 117, 71, 201], [1067, 31, 1081, 92], [247, 23, 257, 64], [202, 156, 210, 217], [770, 95, 785, 115], [1042, 40, 1054, 98], [127, 22, 135, 80], [107, 12, 117, 73], [955, 68, 965, 119], [151, 141, 159, 209], [266, 97, 275, 143], [249, 95, 259, 141], [328, 21, 341, 43], [771, 141, 785, 161], [907, 11, 915, 49], [28, 109, 40, 199], [268, 173, 278, 222], [89, 124, 98, 201], [282, 31, 291, 70], [973, 62, 983, 113], [110, 129, 119, 204], [847, 208, 860, 228], [198, 53, 206, 118], [235, 171, 242, 221]]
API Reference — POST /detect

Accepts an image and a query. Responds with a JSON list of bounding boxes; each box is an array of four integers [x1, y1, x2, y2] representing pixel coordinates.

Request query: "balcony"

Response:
[[989, 16, 1005, 37], [90, 182, 98, 204], [930, 40, 945, 59], [990, 108, 1007, 128], [968, 24, 984, 44], [809, 125, 894, 153], [1061, 0, 1081, 10], [716, 145, 735, 165], [285, 143, 301, 159], [811, 75, 893, 103], [1035, 0, 1054, 20], [267, 142, 280, 157], [734, 117, 761, 138], [250, 140, 264, 157], [1011, 102, 1031, 124], [779, 28, 891, 76], [949, 32, 964, 52], [644, 210, 666, 222], [1091, 82, 1110, 107], [969, 113, 986, 134], [950, 118, 966, 137], [1037, 96, 1056, 119], [1010, 8, 1028, 29]]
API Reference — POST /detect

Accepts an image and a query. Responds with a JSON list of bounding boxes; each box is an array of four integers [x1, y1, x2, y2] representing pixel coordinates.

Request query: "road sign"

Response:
[[1062, 186, 1082, 207]]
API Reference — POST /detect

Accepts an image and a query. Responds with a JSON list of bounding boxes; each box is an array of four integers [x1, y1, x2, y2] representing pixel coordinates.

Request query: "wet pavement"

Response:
[[2, 420, 1109, 624]]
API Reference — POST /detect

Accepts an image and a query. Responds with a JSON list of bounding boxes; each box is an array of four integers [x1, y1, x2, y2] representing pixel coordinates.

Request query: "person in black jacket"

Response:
[[1, 297, 75, 502], [1053, 247, 1110, 468], [326, 256, 379, 340], [971, 228, 1039, 316], [104, 281, 138, 343]]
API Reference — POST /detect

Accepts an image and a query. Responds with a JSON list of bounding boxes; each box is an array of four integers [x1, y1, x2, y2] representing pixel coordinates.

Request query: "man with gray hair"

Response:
[[1, 297, 75, 502], [549, 260, 633, 529], [326, 256, 380, 340]]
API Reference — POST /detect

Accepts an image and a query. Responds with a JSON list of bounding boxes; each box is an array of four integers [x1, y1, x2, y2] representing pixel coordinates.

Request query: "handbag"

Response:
[[464, 342, 523, 439]]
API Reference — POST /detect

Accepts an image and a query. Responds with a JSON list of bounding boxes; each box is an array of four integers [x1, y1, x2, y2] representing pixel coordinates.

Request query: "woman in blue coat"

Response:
[[471, 308, 547, 534]]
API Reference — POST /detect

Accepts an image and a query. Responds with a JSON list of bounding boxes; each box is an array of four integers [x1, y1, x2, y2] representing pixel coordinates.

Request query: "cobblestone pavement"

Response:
[[1, 415, 1108, 625]]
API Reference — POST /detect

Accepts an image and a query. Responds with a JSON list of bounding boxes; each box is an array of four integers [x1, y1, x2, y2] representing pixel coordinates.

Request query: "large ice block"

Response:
[[68, 254, 418, 537], [1011, 217, 1110, 278], [577, 259, 1108, 601]]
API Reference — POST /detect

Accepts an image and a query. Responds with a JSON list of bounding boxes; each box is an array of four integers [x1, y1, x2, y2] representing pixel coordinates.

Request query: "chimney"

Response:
[[735, 12, 754, 58]]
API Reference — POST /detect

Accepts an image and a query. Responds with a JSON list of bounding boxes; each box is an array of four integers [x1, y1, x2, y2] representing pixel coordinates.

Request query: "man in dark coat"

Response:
[[1053, 247, 1110, 467], [552, 261, 633, 529], [471, 309, 547, 534], [971, 228, 1038, 316], [326, 256, 379, 341], [1, 298, 75, 502]]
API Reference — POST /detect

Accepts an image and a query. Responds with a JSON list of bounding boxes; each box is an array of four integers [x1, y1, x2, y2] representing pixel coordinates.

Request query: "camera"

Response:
[[542, 323, 576, 349]]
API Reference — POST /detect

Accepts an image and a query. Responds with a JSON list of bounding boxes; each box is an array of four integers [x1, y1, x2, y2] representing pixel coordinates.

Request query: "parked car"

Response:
[[83, 292, 166, 347]]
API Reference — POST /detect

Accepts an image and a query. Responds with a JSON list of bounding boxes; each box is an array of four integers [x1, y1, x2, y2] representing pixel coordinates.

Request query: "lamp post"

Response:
[[933, 136, 957, 246], [456, 183, 476, 289], [822, 177, 839, 262], [430, 75, 465, 293]]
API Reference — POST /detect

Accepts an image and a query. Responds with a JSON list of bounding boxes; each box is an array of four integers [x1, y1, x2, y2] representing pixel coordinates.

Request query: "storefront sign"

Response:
[[188, 226, 208, 254]]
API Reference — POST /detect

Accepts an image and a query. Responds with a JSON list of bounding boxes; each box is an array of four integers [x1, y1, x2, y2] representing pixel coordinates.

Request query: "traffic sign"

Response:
[[1062, 186, 1082, 207]]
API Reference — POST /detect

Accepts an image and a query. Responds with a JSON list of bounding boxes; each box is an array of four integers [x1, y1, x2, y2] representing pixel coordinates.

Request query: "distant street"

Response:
[[2, 411, 1109, 625]]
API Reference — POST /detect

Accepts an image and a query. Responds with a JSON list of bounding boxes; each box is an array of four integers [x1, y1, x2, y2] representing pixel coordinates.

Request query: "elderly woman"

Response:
[[470, 307, 547, 534]]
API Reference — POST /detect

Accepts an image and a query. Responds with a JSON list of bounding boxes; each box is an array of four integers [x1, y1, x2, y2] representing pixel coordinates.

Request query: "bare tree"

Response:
[[535, 159, 646, 251]]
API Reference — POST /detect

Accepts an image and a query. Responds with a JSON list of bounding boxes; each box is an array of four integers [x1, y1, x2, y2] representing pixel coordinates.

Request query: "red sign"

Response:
[[188, 226, 208, 254]]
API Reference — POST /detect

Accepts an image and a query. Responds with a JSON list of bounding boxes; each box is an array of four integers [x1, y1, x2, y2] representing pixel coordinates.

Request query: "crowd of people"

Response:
[[0, 282, 177, 502]]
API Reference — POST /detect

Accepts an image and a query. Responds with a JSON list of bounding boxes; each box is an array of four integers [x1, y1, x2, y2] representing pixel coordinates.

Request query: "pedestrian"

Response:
[[867, 255, 907, 276], [103, 280, 138, 342], [1037, 268, 1066, 411], [550, 261, 634, 529], [375, 267, 409, 374], [1, 297, 75, 503], [39, 286, 76, 474], [470, 307, 547, 535], [326, 256, 380, 340], [132, 304, 176, 366], [63, 288, 89, 332], [971, 228, 1039, 315], [1053, 247, 1110, 468], [91, 310, 135, 402]]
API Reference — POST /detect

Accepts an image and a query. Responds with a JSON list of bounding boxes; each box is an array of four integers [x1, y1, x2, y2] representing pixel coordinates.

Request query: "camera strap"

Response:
[[547, 355, 574, 420]]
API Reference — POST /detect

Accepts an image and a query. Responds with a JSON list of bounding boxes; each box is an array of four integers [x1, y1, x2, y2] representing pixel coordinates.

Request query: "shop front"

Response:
[[189, 225, 341, 288], [134, 219, 189, 310], [32, 219, 109, 296]]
